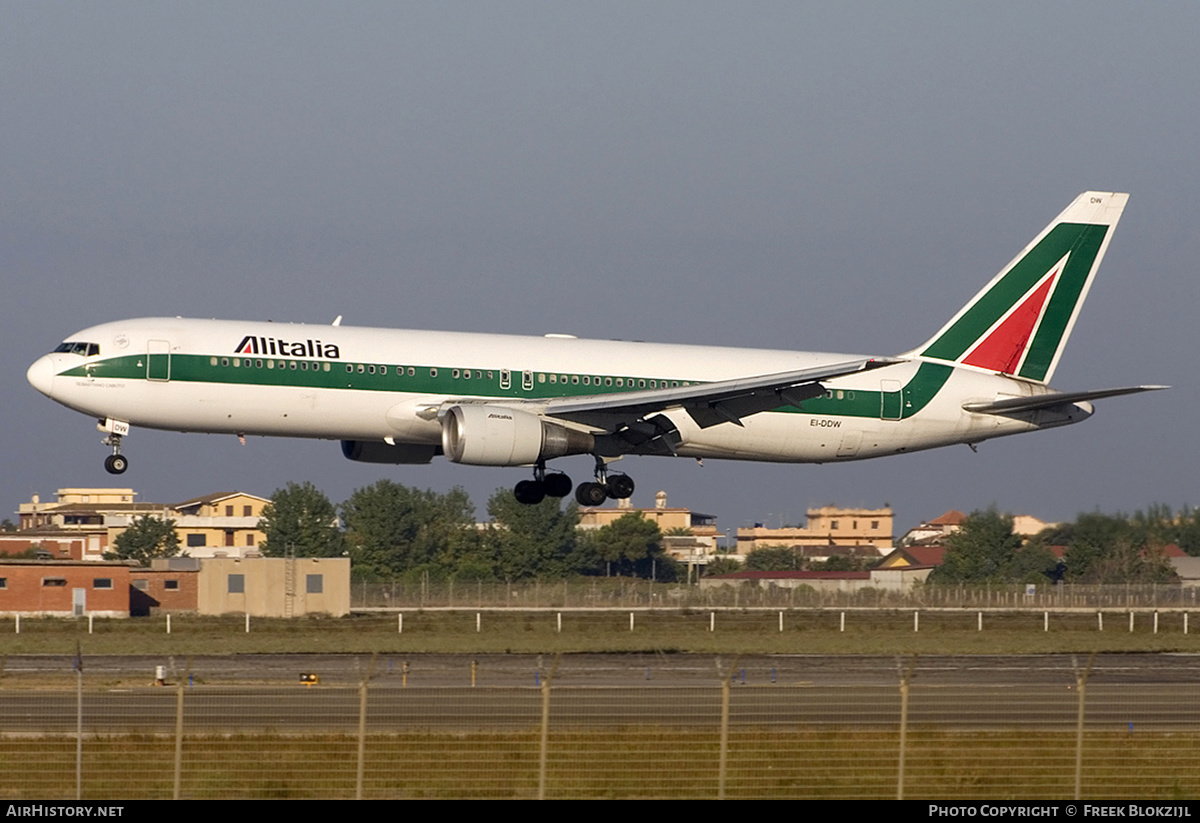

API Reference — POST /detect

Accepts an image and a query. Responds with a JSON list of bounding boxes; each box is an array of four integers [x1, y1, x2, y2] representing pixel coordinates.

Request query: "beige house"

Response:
[[735, 506, 893, 560], [9, 488, 268, 561], [171, 491, 269, 557], [197, 557, 350, 617]]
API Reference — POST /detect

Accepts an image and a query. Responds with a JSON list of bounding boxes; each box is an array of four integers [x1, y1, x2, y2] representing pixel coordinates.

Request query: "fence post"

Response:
[[897, 657, 917, 800], [173, 667, 185, 800], [1074, 654, 1096, 800], [74, 644, 83, 801], [718, 676, 731, 799], [356, 656, 375, 800], [537, 656, 559, 800]]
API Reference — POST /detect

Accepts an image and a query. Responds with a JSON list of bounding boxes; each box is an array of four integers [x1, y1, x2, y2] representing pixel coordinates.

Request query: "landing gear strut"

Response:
[[512, 462, 573, 505], [574, 455, 635, 506]]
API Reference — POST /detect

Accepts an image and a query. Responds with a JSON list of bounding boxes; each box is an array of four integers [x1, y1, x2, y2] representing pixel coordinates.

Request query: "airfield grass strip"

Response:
[[0, 729, 1197, 799], [3, 611, 1200, 656]]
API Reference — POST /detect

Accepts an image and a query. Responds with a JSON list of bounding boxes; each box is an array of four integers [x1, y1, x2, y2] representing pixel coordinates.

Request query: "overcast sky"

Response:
[[4, 2, 1196, 535]]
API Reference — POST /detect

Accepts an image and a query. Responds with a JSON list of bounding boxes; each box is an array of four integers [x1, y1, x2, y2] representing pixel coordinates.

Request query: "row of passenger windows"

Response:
[[211, 357, 692, 390], [211, 357, 332, 372]]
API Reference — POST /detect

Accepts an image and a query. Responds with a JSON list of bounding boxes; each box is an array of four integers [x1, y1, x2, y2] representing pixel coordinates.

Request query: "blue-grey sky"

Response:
[[4, 2, 1195, 534]]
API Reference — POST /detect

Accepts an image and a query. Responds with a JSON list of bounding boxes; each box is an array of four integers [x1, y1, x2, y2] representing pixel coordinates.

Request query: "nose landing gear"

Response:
[[98, 418, 130, 475]]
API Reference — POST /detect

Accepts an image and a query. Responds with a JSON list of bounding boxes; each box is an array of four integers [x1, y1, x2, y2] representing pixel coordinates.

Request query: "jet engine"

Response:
[[340, 440, 440, 464], [441, 405, 594, 466]]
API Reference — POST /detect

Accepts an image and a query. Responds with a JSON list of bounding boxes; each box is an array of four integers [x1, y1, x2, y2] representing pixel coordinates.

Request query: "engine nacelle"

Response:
[[441, 405, 594, 466], [340, 440, 440, 464]]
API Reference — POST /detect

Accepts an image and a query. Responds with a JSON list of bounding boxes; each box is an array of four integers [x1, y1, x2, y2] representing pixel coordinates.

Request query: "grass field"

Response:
[[0, 609, 1199, 656], [2, 728, 1197, 799]]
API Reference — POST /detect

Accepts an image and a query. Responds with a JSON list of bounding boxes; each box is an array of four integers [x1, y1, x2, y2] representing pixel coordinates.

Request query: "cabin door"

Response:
[[147, 339, 171, 382]]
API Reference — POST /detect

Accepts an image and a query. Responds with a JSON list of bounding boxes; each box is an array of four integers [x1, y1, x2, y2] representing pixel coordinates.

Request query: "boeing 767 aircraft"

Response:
[[27, 191, 1163, 506]]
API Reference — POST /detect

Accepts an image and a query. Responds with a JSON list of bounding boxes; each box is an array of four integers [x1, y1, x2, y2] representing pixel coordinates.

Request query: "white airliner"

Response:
[[27, 191, 1164, 506]]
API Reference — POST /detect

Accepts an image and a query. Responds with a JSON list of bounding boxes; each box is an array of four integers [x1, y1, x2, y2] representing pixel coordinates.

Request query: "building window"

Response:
[[246, 533, 255, 546], [226, 505, 234, 517], [830, 521, 839, 530], [164, 580, 179, 590], [243, 505, 252, 517], [92, 578, 112, 590], [306, 574, 323, 594], [187, 534, 207, 547], [0, 578, 7, 589], [132, 579, 148, 591], [228, 574, 244, 594], [42, 578, 67, 587]]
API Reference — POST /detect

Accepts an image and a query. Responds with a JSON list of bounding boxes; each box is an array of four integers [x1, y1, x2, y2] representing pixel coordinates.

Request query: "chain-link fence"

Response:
[[2, 656, 1198, 799], [351, 579, 1200, 610]]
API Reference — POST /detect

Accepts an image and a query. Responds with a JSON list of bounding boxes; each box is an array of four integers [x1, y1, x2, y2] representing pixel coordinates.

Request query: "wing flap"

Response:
[[544, 357, 900, 431]]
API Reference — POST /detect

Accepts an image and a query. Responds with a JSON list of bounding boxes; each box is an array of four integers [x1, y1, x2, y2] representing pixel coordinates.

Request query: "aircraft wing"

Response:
[[540, 357, 901, 432], [962, 385, 1169, 416]]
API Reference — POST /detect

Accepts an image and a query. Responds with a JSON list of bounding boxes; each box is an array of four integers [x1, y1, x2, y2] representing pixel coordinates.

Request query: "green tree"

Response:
[[1176, 507, 1200, 557], [341, 481, 475, 579], [702, 557, 743, 576], [485, 489, 583, 580], [258, 481, 344, 558], [744, 546, 807, 572], [588, 512, 678, 580], [929, 509, 1056, 584], [107, 516, 180, 565], [1063, 511, 1177, 583]]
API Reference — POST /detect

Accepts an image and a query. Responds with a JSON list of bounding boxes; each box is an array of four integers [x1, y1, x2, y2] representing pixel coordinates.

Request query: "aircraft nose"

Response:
[[26, 355, 56, 398]]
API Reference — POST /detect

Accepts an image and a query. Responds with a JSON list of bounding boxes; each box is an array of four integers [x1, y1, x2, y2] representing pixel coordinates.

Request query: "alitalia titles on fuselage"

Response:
[[234, 335, 341, 360]]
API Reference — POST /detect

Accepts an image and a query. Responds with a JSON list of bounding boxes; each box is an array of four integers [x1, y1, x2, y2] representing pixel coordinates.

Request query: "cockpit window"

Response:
[[53, 342, 100, 356]]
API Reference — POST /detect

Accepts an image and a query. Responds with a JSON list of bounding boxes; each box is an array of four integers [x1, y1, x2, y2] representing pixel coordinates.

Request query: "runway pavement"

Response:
[[1, 653, 1198, 734]]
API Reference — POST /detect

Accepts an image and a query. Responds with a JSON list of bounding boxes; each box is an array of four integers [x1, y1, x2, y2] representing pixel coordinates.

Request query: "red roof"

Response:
[[928, 510, 967, 526]]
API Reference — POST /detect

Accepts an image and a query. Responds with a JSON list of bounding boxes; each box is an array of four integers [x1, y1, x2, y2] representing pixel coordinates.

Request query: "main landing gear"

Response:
[[510, 457, 637, 506], [513, 462, 573, 506]]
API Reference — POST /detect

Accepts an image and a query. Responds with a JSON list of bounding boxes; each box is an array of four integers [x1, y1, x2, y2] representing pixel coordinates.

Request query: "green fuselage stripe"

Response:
[[64, 356, 953, 421]]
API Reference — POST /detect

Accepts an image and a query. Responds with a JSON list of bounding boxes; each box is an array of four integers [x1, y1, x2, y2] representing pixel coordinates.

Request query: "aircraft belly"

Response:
[[58, 380, 395, 440], [673, 411, 896, 463]]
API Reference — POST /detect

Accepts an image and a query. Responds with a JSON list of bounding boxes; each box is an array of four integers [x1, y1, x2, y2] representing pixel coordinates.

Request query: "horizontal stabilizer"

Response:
[[963, 385, 1168, 415]]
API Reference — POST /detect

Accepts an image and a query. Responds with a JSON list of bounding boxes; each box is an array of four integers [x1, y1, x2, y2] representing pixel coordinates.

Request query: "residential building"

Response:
[[735, 506, 893, 562], [4, 488, 268, 561]]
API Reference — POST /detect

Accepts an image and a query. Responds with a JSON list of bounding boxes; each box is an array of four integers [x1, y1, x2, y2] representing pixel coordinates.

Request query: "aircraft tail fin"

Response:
[[913, 191, 1129, 384]]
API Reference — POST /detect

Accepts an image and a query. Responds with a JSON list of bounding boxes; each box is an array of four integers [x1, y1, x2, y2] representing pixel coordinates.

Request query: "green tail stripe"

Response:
[[921, 222, 1109, 381]]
